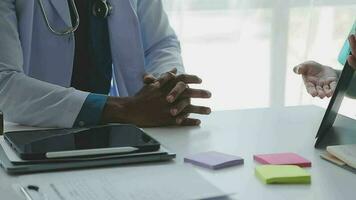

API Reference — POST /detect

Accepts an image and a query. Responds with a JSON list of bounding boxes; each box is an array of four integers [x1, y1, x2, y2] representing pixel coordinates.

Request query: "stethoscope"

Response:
[[37, 0, 112, 36]]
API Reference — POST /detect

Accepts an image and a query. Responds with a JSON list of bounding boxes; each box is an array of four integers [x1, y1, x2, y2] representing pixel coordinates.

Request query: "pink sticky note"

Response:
[[254, 153, 311, 167]]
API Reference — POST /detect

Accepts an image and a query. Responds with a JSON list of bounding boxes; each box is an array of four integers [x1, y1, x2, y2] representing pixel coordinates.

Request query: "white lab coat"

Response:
[[0, 0, 184, 128]]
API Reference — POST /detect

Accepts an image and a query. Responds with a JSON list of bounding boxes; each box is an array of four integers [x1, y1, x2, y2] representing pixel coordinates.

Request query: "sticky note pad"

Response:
[[184, 151, 244, 170], [338, 21, 356, 65], [255, 165, 311, 184], [254, 153, 311, 167]]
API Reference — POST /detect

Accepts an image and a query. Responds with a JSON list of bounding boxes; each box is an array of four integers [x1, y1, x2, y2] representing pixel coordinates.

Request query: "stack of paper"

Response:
[[254, 152, 311, 184], [321, 144, 356, 170], [17, 165, 233, 200]]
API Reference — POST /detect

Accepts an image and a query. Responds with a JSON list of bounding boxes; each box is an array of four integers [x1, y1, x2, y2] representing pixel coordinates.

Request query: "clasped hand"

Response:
[[101, 68, 212, 127], [135, 68, 212, 127]]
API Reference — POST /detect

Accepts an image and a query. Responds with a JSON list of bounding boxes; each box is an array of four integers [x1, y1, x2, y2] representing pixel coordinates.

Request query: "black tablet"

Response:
[[315, 61, 355, 148], [4, 124, 160, 160]]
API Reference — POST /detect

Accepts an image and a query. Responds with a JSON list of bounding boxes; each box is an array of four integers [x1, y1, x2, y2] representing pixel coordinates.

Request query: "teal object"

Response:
[[338, 21, 356, 65]]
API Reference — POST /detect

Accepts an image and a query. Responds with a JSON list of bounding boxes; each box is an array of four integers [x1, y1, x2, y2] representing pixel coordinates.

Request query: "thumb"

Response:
[[169, 68, 178, 75], [143, 73, 157, 84], [293, 64, 307, 75]]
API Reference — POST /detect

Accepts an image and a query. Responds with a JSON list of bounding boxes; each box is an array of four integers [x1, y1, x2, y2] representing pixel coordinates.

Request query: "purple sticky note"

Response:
[[184, 151, 244, 170]]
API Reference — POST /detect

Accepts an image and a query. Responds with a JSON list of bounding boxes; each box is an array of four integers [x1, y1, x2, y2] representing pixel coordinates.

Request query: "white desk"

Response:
[[1, 105, 356, 200]]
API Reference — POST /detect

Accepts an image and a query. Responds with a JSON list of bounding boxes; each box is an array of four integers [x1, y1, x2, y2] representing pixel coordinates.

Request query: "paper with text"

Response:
[[18, 164, 231, 200]]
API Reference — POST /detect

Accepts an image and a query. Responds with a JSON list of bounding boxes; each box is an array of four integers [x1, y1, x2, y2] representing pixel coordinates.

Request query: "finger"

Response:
[[329, 81, 337, 92], [304, 82, 317, 97], [143, 74, 157, 84], [175, 113, 190, 125], [293, 64, 307, 75], [325, 77, 338, 91], [167, 81, 188, 103], [184, 105, 211, 115], [170, 98, 190, 116], [348, 55, 356, 70], [323, 84, 332, 97], [293, 65, 301, 74], [180, 88, 212, 99], [349, 34, 356, 70], [158, 68, 177, 86], [158, 72, 175, 87], [316, 85, 325, 99], [323, 84, 330, 91], [176, 74, 202, 84], [169, 68, 178, 74], [180, 118, 201, 126]]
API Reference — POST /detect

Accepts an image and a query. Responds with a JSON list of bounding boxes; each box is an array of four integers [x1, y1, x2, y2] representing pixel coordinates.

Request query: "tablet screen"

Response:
[[315, 22, 356, 147], [4, 125, 160, 160], [315, 61, 354, 148]]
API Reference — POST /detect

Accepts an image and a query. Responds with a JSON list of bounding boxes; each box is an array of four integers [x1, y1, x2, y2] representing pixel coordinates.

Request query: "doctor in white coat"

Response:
[[0, 0, 211, 128]]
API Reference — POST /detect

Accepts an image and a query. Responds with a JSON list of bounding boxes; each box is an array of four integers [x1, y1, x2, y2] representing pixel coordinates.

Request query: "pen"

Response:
[[20, 185, 46, 200], [20, 186, 34, 200]]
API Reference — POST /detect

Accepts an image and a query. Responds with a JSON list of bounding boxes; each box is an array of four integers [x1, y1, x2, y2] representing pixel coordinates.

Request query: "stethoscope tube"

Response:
[[37, 0, 112, 36], [37, 0, 80, 36]]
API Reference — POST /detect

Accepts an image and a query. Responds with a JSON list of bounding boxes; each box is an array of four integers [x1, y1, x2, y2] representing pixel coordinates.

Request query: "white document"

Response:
[[327, 144, 356, 169], [0, 136, 21, 162], [17, 164, 231, 200]]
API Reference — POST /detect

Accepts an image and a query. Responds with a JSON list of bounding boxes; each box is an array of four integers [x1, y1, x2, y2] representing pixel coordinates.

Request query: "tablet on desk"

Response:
[[314, 61, 355, 148], [4, 124, 160, 160], [314, 22, 356, 148]]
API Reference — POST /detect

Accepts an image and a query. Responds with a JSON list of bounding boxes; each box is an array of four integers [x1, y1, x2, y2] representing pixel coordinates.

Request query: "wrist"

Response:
[[100, 96, 134, 124]]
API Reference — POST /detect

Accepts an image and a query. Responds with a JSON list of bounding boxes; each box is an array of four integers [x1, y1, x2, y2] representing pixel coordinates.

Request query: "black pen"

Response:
[[20, 185, 46, 200]]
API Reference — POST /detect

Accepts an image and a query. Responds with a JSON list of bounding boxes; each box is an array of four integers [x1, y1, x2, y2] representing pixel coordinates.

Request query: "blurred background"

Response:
[[161, 0, 356, 117]]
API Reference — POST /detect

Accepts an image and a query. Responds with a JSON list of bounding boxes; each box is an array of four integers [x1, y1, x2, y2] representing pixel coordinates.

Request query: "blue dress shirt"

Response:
[[74, 93, 108, 127]]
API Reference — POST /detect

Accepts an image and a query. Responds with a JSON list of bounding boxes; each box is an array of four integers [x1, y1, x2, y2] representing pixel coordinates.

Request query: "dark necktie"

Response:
[[69, 0, 113, 94]]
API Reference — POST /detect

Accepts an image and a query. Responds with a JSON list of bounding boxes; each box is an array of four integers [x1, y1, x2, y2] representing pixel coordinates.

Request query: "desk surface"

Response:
[[1, 105, 356, 200]]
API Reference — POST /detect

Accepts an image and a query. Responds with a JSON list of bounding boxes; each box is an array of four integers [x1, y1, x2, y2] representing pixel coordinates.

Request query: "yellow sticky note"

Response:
[[255, 165, 311, 184]]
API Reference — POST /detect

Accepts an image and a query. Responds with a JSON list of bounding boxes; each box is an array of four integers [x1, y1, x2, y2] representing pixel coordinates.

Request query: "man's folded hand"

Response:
[[101, 68, 212, 127]]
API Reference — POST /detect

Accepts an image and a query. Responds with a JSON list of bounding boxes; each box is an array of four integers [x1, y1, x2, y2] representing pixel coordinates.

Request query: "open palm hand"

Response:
[[293, 61, 338, 98]]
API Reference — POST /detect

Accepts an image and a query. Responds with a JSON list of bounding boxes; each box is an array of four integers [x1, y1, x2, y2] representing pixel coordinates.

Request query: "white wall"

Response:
[[163, 0, 356, 117]]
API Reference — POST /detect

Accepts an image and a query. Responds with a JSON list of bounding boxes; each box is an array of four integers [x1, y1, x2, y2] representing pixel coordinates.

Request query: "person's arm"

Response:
[[0, 0, 88, 128], [137, 0, 184, 77]]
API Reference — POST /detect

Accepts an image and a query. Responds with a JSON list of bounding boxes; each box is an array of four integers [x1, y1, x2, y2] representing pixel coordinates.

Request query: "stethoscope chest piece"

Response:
[[93, 0, 112, 18]]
